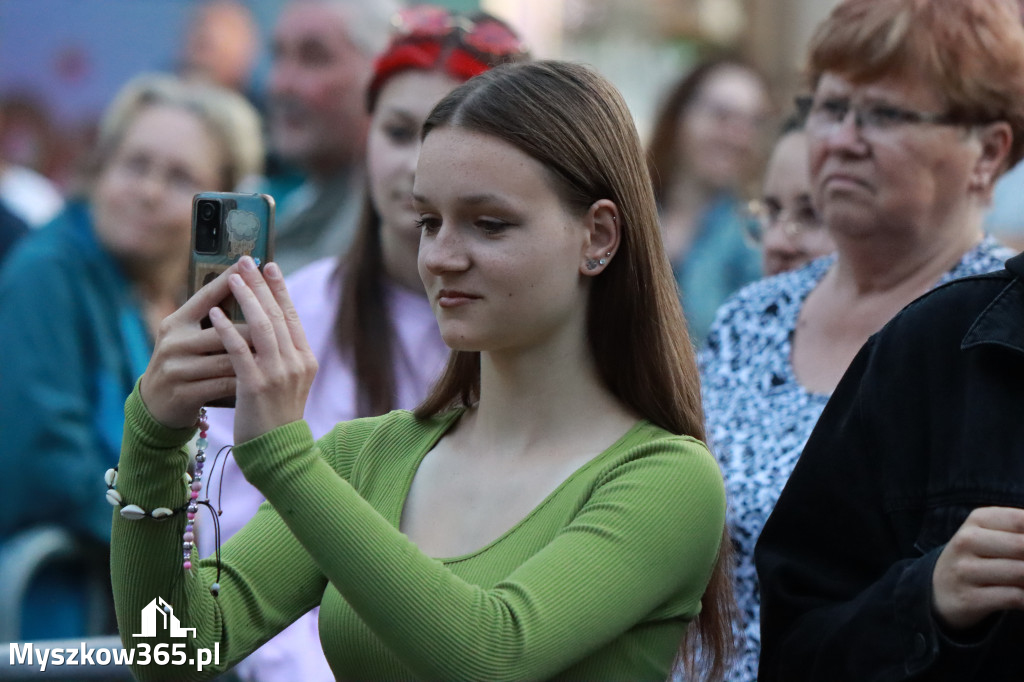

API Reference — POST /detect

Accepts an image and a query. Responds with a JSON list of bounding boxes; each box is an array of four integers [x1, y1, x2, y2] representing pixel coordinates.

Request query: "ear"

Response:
[[579, 199, 621, 276], [968, 121, 1012, 198]]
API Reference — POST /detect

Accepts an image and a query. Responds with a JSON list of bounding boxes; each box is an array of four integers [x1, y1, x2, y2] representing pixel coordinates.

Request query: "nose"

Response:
[[403, 142, 421, 177], [727, 111, 763, 143], [135, 167, 166, 203], [762, 218, 804, 255], [823, 107, 868, 153], [419, 222, 471, 276]]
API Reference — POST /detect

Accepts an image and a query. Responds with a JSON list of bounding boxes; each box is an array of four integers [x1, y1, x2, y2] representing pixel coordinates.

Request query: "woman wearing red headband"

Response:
[[194, 7, 527, 681]]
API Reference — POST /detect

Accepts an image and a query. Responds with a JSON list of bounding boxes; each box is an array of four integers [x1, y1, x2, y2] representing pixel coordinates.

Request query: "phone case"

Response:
[[188, 192, 275, 322], [188, 192, 275, 408]]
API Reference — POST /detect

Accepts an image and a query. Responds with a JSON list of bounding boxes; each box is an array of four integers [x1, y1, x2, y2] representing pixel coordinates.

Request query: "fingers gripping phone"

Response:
[[188, 191, 275, 407]]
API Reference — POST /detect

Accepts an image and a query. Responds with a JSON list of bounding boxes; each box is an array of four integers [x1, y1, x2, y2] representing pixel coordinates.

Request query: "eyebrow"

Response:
[[411, 192, 514, 208]]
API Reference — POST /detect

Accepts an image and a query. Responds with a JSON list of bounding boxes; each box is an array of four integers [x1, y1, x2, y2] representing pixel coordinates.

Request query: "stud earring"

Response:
[[585, 258, 599, 271]]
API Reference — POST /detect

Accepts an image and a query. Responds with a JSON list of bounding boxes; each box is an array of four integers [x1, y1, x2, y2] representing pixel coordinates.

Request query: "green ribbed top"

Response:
[[111, 387, 725, 681]]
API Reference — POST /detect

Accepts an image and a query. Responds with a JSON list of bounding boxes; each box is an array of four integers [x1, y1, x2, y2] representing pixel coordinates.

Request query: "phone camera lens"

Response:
[[195, 199, 222, 254]]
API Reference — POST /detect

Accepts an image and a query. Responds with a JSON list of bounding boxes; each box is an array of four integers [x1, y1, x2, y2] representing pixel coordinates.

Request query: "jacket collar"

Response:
[[961, 252, 1024, 354]]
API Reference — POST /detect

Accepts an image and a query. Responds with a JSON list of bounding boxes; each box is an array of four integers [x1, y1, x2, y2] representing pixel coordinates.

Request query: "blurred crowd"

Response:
[[3, 1, 1024, 681]]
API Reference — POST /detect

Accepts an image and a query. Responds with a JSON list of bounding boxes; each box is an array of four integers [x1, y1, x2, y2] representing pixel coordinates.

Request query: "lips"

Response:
[[437, 288, 481, 308], [820, 171, 871, 192]]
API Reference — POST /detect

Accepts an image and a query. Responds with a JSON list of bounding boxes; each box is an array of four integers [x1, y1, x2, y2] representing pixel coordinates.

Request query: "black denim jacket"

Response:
[[756, 253, 1024, 682]]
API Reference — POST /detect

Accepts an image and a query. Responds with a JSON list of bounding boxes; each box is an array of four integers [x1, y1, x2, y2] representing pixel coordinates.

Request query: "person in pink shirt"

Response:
[[195, 7, 527, 681]]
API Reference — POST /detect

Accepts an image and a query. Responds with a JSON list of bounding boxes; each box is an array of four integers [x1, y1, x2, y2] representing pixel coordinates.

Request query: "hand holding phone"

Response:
[[188, 192, 275, 406]]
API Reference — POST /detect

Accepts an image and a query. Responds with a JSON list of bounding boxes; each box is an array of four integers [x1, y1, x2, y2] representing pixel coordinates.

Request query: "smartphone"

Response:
[[188, 191, 275, 407]]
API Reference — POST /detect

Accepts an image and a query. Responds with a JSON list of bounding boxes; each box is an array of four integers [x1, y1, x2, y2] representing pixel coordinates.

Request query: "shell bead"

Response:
[[106, 489, 123, 507], [120, 504, 147, 520]]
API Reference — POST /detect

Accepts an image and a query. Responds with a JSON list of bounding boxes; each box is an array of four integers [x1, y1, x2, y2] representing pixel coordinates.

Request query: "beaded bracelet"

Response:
[[105, 468, 190, 520], [107, 407, 228, 597]]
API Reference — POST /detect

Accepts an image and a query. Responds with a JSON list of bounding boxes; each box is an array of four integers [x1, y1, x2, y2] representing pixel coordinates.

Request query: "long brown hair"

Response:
[[334, 193, 395, 416], [332, 8, 527, 417], [413, 60, 736, 680]]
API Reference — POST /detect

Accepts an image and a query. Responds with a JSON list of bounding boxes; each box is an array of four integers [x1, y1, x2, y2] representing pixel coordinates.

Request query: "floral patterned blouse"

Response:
[[698, 236, 1014, 682]]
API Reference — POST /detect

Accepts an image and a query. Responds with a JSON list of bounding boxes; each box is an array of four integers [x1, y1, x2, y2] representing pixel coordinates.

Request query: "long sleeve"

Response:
[[193, 260, 448, 682], [111, 388, 330, 681], [755, 339, 937, 680], [755, 323, 1020, 681], [113, 387, 726, 681], [233, 416, 725, 681]]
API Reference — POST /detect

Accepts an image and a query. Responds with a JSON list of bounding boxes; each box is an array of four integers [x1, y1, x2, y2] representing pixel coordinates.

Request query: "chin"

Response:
[[439, 324, 502, 353], [762, 259, 785, 277], [439, 331, 480, 352]]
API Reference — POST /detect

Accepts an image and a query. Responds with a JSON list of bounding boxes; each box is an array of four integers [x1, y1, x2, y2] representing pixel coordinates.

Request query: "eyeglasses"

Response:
[[796, 95, 966, 138], [745, 198, 825, 245], [389, 5, 527, 59]]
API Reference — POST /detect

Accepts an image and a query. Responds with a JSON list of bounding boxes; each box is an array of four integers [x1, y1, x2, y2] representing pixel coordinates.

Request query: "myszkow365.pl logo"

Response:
[[9, 596, 220, 673]]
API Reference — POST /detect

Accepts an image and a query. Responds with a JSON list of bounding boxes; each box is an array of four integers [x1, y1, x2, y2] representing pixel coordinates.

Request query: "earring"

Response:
[[585, 258, 599, 271]]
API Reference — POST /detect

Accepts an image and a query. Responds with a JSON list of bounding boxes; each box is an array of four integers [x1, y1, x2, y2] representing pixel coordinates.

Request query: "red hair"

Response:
[[807, 0, 1024, 167]]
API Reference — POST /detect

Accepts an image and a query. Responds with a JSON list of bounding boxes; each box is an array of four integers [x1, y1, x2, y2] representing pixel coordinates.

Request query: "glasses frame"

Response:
[[794, 95, 970, 138], [745, 198, 825, 245]]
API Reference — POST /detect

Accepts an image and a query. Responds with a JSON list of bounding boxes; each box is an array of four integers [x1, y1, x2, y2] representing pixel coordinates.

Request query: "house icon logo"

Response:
[[134, 597, 197, 638]]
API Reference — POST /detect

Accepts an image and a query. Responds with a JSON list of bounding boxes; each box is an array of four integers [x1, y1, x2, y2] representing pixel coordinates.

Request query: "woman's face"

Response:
[[759, 130, 836, 276], [807, 71, 982, 243], [92, 103, 223, 268], [414, 127, 591, 354], [680, 65, 768, 191], [368, 69, 461, 283]]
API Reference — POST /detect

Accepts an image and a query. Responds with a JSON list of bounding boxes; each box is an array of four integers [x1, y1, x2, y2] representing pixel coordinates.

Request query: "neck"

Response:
[[122, 255, 187, 316], [829, 212, 984, 296], [466, 313, 630, 455], [659, 176, 724, 256]]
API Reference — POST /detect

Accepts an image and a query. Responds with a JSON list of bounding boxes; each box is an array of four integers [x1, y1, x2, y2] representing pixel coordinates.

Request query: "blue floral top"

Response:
[[699, 236, 1014, 682]]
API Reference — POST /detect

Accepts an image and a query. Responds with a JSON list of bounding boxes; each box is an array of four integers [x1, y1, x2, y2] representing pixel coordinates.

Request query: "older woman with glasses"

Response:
[[699, 0, 1024, 679], [746, 114, 836, 276]]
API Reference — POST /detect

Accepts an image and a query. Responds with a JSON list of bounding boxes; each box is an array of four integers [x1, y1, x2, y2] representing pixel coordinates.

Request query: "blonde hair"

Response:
[[83, 72, 263, 192]]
